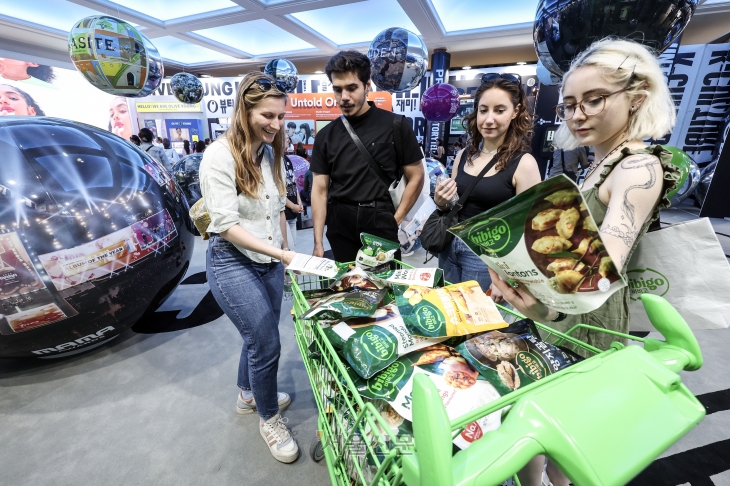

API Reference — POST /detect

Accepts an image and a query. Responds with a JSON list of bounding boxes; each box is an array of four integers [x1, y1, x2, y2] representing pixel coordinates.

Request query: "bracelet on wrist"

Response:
[[551, 311, 568, 322]]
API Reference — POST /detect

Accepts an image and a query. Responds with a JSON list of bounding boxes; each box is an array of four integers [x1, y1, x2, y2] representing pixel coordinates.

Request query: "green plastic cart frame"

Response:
[[289, 261, 705, 486]]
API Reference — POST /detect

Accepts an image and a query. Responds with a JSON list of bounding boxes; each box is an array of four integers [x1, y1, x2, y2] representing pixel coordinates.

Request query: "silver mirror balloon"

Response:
[[264, 59, 298, 93], [170, 73, 204, 103], [69, 15, 163, 97], [534, 0, 698, 77], [368, 28, 427, 93]]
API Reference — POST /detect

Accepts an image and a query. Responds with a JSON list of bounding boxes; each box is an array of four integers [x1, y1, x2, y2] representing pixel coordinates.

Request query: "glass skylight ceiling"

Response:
[[195, 20, 315, 56], [290, 0, 420, 45], [107, 0, 242, 21], [151, 36, 239, 64], [1, 0, 106, 32], [430, 0, 538, 32]]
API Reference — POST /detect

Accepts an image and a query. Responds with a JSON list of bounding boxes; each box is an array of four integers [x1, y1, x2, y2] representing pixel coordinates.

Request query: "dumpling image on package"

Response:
[[356, 233, 400, 268], [455, 319, 582, 396], [394, 281, 507, 337], [449, 175, 626, 315]]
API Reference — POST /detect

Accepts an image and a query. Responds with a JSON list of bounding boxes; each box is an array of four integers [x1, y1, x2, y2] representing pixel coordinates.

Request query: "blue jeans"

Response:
[[438, 237, 493, 291], [206, 236, 284, 420]]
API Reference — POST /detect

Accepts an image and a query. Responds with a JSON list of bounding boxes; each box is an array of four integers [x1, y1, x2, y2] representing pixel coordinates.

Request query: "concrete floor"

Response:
[[1, 203, 729, 486]]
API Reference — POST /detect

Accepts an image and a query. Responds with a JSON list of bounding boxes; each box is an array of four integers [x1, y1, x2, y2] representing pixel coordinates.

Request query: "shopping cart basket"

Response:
[[290, 262, 705, 486]]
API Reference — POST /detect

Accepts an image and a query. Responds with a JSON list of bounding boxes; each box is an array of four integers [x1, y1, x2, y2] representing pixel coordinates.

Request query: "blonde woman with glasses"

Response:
[[199, 72, 300, 463], [489, 38, 680, 486]]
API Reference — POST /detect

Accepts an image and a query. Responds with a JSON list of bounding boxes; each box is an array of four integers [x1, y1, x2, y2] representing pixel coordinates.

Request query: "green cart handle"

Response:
[[402, 295, 705, 486]]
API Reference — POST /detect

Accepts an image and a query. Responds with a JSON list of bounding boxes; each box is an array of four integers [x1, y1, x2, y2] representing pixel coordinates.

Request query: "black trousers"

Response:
[[326, 200, 401, 264]]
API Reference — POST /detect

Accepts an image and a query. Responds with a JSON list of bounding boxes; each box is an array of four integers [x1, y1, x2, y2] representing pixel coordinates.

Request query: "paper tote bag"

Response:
[[626, 218, 730, 331]]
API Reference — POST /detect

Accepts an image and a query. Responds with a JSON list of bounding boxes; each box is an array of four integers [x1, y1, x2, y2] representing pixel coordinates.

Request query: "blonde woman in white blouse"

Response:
[[199, 72, 299, 464]]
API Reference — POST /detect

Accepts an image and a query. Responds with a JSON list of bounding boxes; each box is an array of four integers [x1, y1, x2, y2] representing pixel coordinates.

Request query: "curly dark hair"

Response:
[[325, 50, 371, 86], [27, 65, 55, 83], [463, 78, 533, 171]]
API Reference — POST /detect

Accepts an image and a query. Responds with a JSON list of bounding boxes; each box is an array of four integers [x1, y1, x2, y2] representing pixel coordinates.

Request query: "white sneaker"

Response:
[[260, 414, 299, 463], [236, 391, 291, 415]]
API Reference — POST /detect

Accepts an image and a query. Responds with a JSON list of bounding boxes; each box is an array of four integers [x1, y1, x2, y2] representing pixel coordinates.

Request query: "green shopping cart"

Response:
[[290, 261, 705, 486]]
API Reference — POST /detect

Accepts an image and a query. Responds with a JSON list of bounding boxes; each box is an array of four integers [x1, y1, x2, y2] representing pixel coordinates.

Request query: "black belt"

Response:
[[331, 198, 394, 210]]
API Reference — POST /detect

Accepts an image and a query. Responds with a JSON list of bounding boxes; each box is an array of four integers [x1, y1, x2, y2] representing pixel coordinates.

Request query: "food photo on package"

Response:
[[455, 319, 583, 396], [330, 267, 384, 292], [322, 303, 448, 379], [350, 344, 504, 450], [449, 175, 626, 315], [356, 233, 399, 268], [300, 288, 386, 323], [394, 281, 507, 337]]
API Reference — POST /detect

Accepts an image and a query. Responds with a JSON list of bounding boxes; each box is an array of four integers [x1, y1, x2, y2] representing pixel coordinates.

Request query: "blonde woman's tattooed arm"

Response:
[[599, 154, 662, 272]]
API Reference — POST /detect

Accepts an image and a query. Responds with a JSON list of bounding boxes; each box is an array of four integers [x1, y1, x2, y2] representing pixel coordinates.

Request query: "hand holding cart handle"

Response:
[[404, 294, 706, 486]]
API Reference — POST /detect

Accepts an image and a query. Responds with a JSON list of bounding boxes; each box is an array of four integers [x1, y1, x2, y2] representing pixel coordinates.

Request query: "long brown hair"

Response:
[[223, 72, 287, 198], [462, 78, 533, 171]]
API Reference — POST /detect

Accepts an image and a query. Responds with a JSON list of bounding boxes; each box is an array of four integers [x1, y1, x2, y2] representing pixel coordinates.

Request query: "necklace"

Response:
[[481, 148, 498, 155], [581, 139, 629, 186]]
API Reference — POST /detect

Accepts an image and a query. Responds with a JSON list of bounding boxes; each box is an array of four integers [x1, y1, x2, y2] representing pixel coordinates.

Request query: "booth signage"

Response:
[[136, 101, 201, 113]]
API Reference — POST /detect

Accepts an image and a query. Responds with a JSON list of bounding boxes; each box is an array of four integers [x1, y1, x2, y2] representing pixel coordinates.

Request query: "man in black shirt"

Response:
[[310, 51, 424, 262]]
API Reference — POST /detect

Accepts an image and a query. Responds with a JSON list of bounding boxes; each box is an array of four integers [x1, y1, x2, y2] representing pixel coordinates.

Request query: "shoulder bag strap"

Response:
[[340, 115, 393, 190], [560, 149, 567, 172], [444, 151, 498, 220], [145, 145, 153, 152]]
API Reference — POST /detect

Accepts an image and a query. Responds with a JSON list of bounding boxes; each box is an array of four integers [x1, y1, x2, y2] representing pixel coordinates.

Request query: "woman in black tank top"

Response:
[[433, 75, 541, 300]]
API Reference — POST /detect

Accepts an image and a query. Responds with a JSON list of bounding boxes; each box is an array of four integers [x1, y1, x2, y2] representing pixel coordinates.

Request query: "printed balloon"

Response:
[[0, 118, 195, 358], [421, 83, 460, 122], [534, 0, 698, 77], [170, 73, 203, 104], [68, 15, 163, 97], [264, 59, 298, 93], [368, 28, 427, 93]]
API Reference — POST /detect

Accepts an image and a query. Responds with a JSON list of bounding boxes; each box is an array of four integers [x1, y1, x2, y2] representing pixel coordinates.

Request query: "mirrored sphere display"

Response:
[[421, 83, 460, 122], [0, 118, 195, 357], [533, 0, 698, 77], [287, 155, 310, 193], [536, 60, 562, 86], [368, 27, 428, 93], [264, 59, 299, 93], [172, 154, 203, 207], [170, 73, 204, 104], [68, 15, 164, 97]]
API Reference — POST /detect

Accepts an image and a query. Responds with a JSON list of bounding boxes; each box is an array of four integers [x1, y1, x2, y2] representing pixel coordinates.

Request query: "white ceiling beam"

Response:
[[268, 15, 339, 51], [66, 0, 165, 29], [396, 0, 444, 43]]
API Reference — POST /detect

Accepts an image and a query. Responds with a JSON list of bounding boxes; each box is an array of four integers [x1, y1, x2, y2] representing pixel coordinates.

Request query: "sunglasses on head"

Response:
[[243, 77, 286, 95], [480, 72, 522, 85]]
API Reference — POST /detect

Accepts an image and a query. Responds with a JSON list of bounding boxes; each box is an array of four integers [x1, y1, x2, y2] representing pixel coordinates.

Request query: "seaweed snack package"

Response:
[[353, 344, 503, 450], [330, 267, 384, 292], [356, 233, 399, 268], [369, 267, 444, 289], [325, 303, 447, 378], [394, 281, 507, 337], [455, 319, 582, 396], [448, 175, 626, 314], [301, 288, 338, 306], [300, 289, 386, 322], [287, 253, 349, 279]]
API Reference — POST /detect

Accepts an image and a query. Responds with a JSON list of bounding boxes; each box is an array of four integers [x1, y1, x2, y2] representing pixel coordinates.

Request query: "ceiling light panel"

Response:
[[430, 0, 538, 32], [1, 0, 107, 32], [106, 0, 242, 21], [195, 19, 315, 56], [290, 0, 420, 45], [152, 36, 239, 64]]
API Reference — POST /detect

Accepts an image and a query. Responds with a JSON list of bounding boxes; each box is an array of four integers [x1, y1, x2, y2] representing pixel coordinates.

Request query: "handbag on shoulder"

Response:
[[419, 151, 498, 254]]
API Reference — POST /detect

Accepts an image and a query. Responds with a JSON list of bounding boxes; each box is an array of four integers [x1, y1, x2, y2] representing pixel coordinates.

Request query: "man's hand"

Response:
[[313, 242, 324, 257]]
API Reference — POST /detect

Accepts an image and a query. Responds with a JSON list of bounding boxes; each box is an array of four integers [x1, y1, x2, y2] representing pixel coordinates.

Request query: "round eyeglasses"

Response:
[[554, 86, 629, 121]]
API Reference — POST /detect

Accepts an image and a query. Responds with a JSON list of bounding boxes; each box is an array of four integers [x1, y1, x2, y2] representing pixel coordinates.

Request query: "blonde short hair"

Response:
[[554, 38, 676, 150]]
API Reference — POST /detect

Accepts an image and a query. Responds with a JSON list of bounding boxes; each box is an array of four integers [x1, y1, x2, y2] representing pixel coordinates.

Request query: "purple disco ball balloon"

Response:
[[0, 117, 195, 357], [421, 83, 460, 122]]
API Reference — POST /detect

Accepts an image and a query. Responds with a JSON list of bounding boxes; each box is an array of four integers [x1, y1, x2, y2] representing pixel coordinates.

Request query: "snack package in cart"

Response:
[[455, 319, 583, 395], [369, 267, 444, 289], [320, 304, 448, 378], [394, 281, 507, 337], [356, 233, 399, 268], [300, 289, 386, 323], [352, 344, 503, 450], [448, 175, 626, 314]]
